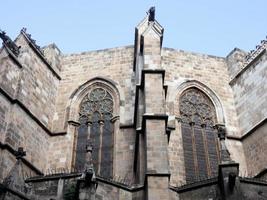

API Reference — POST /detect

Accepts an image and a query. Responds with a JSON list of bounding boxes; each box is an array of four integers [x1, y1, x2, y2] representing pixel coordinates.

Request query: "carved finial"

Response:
[[0, 29, 20, 56], [0, 29, 7, 39], [147, 7, 155, 22], [14, 147, 26, 160], [21, 27, 27, 33], [20, 27, 44, 55]]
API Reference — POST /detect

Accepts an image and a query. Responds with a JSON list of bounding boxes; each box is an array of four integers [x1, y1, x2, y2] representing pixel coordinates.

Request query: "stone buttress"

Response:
[[133, 8, 171, 200]]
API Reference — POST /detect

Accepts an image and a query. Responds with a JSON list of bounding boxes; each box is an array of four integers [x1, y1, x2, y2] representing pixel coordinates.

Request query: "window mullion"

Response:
[[190, 122, 199, 180], [201, 124, 211, 177], [98, 117, 104, 175]]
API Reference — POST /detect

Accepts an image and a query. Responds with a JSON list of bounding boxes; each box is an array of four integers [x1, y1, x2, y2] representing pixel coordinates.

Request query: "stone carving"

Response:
[[148, 6, 155, 22], [21, 27, 44, 55], [15, 147, 26, 159], [215, 124, 232, 163], [243, 37, 267, 67], [0, 29, 20, 56], [180, 88, 216, 126], [79, 88, 114, 122]]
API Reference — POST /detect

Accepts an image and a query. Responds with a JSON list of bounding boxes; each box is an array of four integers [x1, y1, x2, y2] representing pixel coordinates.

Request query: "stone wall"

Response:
[[0, 150, 16, 181], [53, 46, 135, 131], [96, 181, 143, 200], [226, 48, 247, 78], [0, 89, 50, 177], [178, 184, 218, 200], [228, 47, 267, 177], [43, 43, 62, 72], [0, 93, 11, 143], [1, 192, 24, 200], [15, 34, 60, 128], [47, 46, 136, 176], [114, 128, 136, 180], [0, 32, 61, 176], [242, 122, 267, 176], [230, 51, 267, 134], [1, 13, 266, 199], [168, 122, 186, 186], [161, 48, 244, 186], [0, 48, 21, 99], [162, 48, 239, 136]]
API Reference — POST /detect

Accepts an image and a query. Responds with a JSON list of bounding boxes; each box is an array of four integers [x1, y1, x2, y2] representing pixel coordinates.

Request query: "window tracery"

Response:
[[179, 88, 220, 183], [75, 87, 114, 178]]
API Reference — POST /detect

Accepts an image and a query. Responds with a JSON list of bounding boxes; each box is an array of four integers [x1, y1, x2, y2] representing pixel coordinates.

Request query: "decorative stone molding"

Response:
[[66, 77, 122, 124], [243, 38, 267, 67], [169, 80, 225, 124]]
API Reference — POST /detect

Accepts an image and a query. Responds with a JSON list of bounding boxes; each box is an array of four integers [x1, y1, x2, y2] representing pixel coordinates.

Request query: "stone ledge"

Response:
[[170, 177, 218, 193], [25, 172, 82, 183], [138, 113, 169, 134], [96, 176, 144, 192], [0, 142, 43, 175], [146, 172, 170, 177], [255, 168, 267, 179], [139, 69, 165, 88], [240, 177, 267, 186], [0, 183, 30, 200], [226, 118, 267, 141], [0, 87, 67, 137]]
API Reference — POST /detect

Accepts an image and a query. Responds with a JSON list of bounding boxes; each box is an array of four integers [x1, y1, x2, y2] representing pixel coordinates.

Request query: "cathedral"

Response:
[[0, 8, 267, 200]]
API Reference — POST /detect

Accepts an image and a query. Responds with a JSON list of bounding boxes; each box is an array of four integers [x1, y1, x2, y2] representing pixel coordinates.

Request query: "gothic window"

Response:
[[75, 87, 114, 178], [179, 88, 220, 183]]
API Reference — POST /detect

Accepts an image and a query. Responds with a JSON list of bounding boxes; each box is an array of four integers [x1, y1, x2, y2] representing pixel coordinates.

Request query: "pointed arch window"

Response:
[[179, 88, 220, 183], [75, 87, 114, 178]]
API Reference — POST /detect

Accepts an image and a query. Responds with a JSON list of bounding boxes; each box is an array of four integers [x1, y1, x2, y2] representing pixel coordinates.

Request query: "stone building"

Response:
[[0, 8, 267, 200]]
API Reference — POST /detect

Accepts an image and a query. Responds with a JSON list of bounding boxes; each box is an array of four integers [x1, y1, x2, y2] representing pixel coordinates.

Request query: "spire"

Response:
[[133, 7, 164, 72]]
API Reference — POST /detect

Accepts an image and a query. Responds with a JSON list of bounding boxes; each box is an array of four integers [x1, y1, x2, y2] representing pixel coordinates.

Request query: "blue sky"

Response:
[[1, 0, 267, 56]]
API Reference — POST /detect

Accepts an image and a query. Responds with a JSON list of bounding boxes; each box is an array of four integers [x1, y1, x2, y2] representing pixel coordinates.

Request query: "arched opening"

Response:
[[75, 87, 114, 178], [179, 87, 220, 183]]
